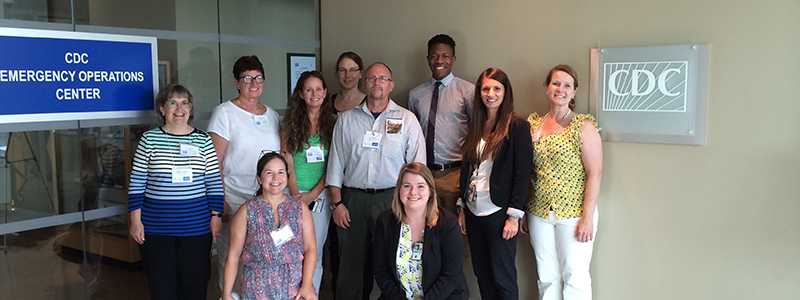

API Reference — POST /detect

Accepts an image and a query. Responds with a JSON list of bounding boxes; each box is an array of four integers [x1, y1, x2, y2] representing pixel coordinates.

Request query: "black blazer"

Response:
[[373, 210, 469, 300], [459, 117, 533, 212]]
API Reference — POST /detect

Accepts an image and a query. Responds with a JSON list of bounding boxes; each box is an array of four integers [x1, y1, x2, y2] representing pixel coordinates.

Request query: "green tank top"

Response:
[[292, 134, 328, 191]]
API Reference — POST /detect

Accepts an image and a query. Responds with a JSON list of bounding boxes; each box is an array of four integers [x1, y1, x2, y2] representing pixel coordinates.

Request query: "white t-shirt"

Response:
[[207, 100, 281, 209]]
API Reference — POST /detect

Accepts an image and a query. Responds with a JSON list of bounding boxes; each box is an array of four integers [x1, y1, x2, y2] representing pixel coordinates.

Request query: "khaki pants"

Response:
[[432, 167, 461, 214]]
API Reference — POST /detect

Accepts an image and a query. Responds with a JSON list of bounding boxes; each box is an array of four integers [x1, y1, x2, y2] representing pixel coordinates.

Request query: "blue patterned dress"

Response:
[[240, 196, 304, 300]]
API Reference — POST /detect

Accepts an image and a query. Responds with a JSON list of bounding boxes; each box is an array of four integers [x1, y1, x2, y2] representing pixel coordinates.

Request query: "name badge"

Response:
[[385, 118, 403, 134], [411, 242, 423, 261], [270, 224, 295, 247], [362, 131, 383, 149], [254, 115, 268, 126], [179, 144, 200, 156], [311, 197, 324, 213], [466, 181, 477, 203], [172, 166, 193, 183], [305, 145, 325, 163]]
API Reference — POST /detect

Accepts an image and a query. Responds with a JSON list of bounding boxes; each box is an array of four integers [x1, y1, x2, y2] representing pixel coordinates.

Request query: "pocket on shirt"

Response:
[[382, 135, 404, 156]]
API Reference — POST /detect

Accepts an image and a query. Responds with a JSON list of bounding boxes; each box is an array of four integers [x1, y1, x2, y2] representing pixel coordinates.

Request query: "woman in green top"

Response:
[[281, 70, 337, 292]]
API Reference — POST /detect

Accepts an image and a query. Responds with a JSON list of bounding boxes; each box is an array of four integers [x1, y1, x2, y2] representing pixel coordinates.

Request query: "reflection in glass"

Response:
[[0, 0, 75, 24]]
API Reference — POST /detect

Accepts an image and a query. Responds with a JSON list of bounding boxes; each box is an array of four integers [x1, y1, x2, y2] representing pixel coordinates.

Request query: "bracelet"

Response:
[[330, 201, 345, 211], [211, 212, 223, 218]]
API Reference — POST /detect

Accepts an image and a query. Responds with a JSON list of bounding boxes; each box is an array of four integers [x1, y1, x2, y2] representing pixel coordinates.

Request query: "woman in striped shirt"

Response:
[[128, 84, 224, 300]]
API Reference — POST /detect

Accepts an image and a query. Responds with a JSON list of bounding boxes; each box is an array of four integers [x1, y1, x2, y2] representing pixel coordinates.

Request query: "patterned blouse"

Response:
[[240, 196, 304, 300], [527, 113, 598, 219], [396, 223, 424, 300]]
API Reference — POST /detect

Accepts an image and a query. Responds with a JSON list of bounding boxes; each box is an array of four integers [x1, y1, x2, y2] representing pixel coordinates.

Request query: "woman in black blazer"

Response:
[[457, 67, 533, 300], [374, 162, 469, 300]]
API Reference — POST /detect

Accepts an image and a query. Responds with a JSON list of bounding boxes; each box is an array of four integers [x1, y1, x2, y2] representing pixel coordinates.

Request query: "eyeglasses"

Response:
[[337, 67, 361, 74], [365, 76, 392, 83], [165, 99, 192, 108], [240, 75, 265, 84]]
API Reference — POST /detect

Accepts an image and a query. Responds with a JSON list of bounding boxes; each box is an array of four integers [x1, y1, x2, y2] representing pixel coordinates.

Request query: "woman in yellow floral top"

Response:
[[527, 64, 602, 300]]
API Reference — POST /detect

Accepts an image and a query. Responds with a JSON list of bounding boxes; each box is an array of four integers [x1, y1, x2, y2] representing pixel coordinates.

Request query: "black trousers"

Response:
[[140, 233, 212, 300], [465, 209, 519, 300], [323, 219, 340, 297]]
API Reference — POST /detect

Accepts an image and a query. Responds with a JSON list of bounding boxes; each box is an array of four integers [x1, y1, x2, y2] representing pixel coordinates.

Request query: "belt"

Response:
[[428, 161, 462, 171], [343, 186, 394, 194]]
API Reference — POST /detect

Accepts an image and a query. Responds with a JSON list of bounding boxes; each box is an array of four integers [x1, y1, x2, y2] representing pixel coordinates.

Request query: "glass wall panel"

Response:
[[81, 0, 218, 33], [0, 0, 73, 24], [174, 40, 223, 129], [0, 225, 88, 299], [3, 130, 79, 222], [1, 1, 318, 299], [219, 0, 319, 111]]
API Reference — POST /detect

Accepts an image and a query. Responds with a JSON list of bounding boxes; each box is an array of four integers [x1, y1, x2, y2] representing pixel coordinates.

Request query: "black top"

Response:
[[373, 210, 469, 300], [459, 117, 534, 212]]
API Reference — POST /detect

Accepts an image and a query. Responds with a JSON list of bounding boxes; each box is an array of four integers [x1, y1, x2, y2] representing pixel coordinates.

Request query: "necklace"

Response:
[[545, 110, 573, 125]]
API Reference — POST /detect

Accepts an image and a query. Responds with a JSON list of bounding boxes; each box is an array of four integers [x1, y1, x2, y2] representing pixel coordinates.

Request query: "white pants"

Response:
[[528, 210, 598, 300], [304, 190, 331, 293]]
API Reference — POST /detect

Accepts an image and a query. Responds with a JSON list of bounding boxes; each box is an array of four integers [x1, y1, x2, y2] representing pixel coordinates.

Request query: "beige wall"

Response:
[[322, 0, 800, 299]]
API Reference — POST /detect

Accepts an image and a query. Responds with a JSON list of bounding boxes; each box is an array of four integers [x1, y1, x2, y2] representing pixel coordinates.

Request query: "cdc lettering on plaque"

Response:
[[589, 44, 709, 145]]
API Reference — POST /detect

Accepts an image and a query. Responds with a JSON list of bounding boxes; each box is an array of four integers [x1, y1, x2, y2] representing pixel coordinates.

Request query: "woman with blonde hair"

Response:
[[373, 162, 469, 299]]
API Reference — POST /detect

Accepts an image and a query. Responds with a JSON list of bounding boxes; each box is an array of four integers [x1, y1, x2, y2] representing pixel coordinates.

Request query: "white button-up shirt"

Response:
[[326, 99, 426, 189]]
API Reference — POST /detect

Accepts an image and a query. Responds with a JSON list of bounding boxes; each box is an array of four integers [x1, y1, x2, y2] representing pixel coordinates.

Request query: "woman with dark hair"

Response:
[[128, 84, 223, 300], [457, 67, 533, 300], [373, 162, 469, 300], [281, 70, 337, 293], [331, 51, 367, 112], [208, 55, 282, 290], [527, 64, 602, 300], [223, 153, 318, 300]]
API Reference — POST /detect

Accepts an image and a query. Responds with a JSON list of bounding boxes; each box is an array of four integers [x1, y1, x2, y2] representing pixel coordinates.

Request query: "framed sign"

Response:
[[0, 27, 158, 126], [589, 44, 710, 145], [286, 53, 316, 96], [158, 60, 171, 89]]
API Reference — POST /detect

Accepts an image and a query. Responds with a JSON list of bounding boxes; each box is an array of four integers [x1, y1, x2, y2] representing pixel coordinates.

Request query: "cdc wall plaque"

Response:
[[589, 44, 709, 145]]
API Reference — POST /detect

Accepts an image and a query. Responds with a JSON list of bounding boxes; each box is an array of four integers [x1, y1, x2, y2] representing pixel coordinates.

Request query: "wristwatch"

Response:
[[329, 201, 345, 211], [211, 212, 223, 218]]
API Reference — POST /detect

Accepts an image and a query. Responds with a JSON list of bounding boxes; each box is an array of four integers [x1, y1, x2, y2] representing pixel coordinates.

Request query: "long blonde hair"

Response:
[[391, 163, 440, 227]]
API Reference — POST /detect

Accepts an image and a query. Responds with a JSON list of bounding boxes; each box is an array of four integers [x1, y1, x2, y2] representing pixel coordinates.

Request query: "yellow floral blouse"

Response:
[[396, 223, 423, 300], [527, 112, 598, 219]]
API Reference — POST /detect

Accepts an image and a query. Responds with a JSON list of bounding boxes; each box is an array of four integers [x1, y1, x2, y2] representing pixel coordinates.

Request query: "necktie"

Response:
[[426, 81, 442, 166]]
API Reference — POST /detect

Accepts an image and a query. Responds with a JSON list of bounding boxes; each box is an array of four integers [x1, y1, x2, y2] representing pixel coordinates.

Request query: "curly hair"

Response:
[[282, 71, 337, 154]]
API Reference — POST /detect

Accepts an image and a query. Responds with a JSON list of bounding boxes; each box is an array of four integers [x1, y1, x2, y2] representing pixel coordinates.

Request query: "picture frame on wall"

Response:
[[158, 60, 171, 89], [286, 53, 316, 96]]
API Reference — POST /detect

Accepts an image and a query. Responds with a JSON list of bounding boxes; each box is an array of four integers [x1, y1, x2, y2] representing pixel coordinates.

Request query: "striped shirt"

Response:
[[128, 127, 224, 236]]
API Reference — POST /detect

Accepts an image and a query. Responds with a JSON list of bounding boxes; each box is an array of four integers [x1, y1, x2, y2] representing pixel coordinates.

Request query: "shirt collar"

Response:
[[358, 98, 399, 115], [432, 72, 455, 87]]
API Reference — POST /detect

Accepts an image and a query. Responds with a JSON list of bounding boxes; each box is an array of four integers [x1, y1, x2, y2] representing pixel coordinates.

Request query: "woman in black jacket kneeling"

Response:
[[373, 162, 469, 300]]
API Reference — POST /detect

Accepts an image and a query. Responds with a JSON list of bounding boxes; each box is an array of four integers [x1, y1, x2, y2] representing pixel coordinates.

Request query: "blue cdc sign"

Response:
[[0, 27, 157, 125]]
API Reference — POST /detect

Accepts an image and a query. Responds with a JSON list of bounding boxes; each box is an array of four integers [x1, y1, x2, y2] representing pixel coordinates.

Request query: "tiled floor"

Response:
[[1, 226, 537, 299]]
